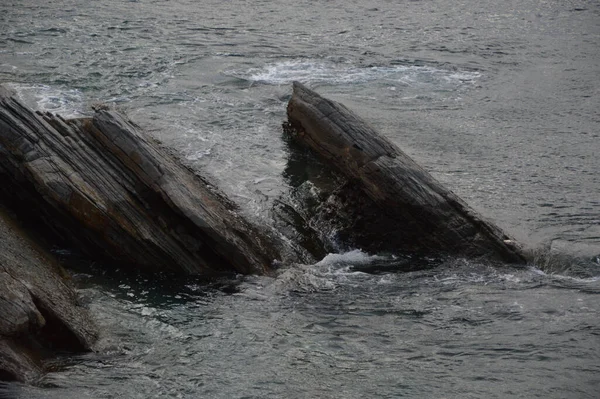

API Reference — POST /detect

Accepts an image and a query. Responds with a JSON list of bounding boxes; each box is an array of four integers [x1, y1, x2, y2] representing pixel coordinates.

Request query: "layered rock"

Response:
[[0, 85, 283, 276], [0, 207, 97, 382], [285, 82, 525, 263]]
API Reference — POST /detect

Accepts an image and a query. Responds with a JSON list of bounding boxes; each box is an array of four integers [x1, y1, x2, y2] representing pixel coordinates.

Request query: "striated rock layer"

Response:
[[285, 82, 525, 263], [0, 207, 97, 382], [0, 85, 283, 276]]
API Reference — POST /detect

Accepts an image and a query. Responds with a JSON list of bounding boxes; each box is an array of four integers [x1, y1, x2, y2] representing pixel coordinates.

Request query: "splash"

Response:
[[316, 249, 388, 267]]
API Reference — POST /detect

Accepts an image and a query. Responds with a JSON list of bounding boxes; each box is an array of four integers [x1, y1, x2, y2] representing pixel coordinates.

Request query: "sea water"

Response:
[[1, 0, 598, 397]]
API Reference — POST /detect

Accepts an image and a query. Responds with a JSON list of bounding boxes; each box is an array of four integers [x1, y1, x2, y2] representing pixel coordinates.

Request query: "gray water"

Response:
[[1, 0, 599, 397]]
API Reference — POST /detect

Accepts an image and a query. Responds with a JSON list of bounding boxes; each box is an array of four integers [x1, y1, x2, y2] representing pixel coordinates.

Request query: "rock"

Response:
[[285, 82, 526, 263], [0, 85, 284, 276], [0, 207, 97, 383]]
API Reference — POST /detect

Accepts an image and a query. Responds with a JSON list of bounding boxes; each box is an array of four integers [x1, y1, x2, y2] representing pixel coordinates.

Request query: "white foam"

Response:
[[8, 83, 88, 118], [185, 147, 212, 161], [231, 59, 480, 88], [316, 249, 387, 267]]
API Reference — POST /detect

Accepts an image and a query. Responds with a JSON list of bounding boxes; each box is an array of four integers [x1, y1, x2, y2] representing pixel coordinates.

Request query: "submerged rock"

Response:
[[0, 85, 284, 276], [285, 82, 526, 263], [0, 207, 97, 383]]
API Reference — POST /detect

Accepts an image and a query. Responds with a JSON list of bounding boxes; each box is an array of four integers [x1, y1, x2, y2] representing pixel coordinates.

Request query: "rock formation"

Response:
[[0, 79, 528, 383], [285, 81, 525, 263], [0, 85, 284, 276], [0, 207, 97, 382]]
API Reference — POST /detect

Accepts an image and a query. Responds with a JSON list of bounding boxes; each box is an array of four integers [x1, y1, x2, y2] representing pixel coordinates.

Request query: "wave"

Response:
[[266, 244, 600, 295], [227, 59, 480, 89], [316, 249, 388, 267], [7, 83, 88, 118], [528, 239, 600, 281]]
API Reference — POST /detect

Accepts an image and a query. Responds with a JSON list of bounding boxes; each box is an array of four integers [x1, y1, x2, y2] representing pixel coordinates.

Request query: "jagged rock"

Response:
[[0, 207, 97, 382], [285, 82, 526, 263], [0, 85, 284, 276]]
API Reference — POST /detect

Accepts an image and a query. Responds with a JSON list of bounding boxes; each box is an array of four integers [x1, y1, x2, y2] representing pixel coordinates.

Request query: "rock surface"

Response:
[[0, 85, 283, 276], [0, 207, 97, 382], [285, 81, 526, 263]]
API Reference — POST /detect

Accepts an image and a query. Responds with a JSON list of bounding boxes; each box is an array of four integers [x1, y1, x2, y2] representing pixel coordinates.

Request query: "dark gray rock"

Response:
[[0, 207, 97, 382], [285, 82, 525, 263], [0, 85, 284, 276]]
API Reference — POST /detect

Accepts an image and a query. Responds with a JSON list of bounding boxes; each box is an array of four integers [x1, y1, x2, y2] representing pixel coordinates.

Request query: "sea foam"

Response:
[[8, 83, 88, 118], [229, 59, 480, 88]]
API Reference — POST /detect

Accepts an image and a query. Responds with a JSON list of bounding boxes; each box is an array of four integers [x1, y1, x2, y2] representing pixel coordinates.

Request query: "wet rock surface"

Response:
[[285, 82, 526, 263], [0, 85, 283, 276], [0, 207, 97, 383]]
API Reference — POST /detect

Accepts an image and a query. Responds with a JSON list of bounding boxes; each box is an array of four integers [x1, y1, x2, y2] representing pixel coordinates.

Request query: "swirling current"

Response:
[[1, 0, 599, 398]]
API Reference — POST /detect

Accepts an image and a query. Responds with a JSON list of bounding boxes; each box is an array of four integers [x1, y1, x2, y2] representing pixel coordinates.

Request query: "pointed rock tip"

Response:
[[292, 81, 309, 93]]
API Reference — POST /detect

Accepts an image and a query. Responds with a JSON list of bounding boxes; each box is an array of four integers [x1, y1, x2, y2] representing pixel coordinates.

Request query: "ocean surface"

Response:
[[1, 0, 599, 397]]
